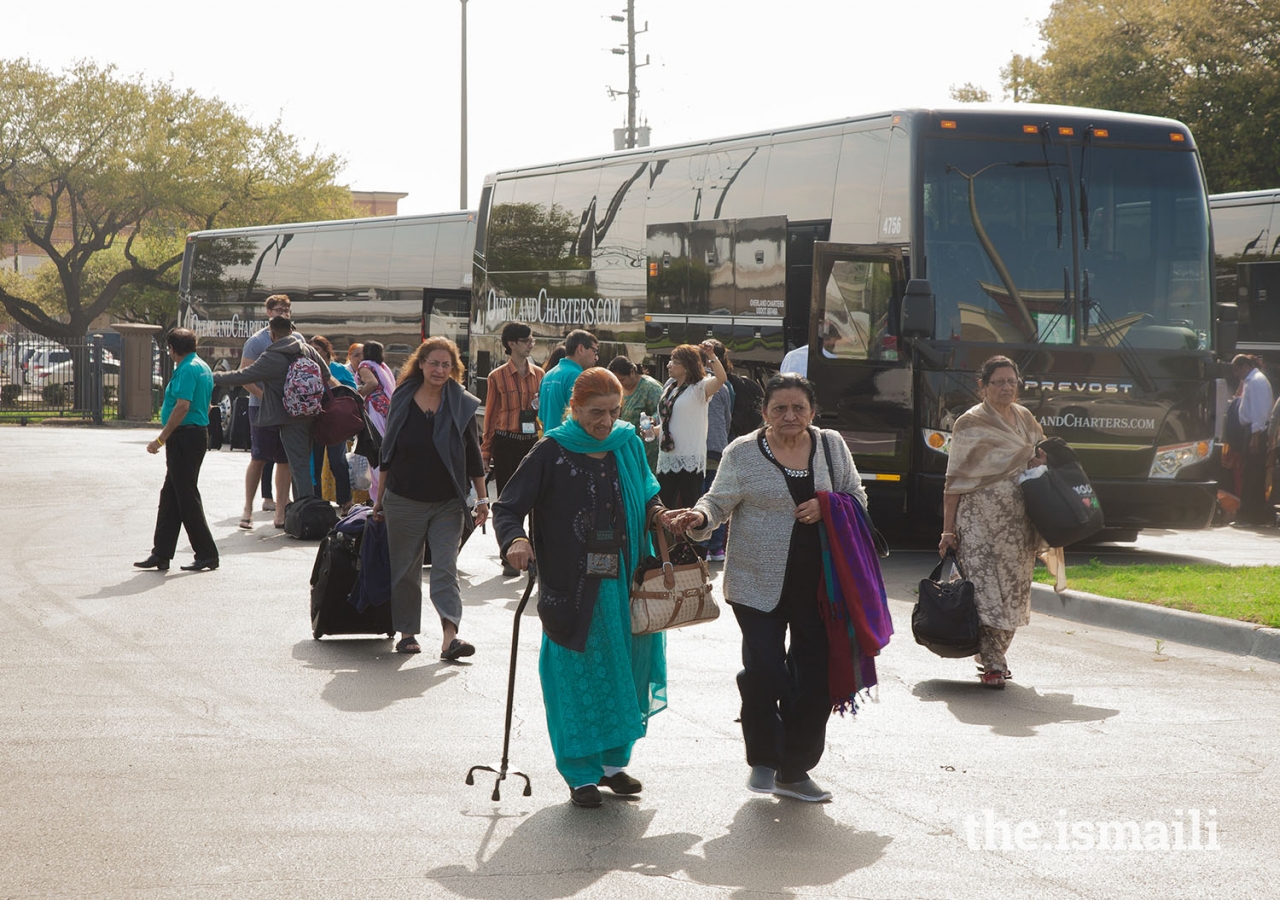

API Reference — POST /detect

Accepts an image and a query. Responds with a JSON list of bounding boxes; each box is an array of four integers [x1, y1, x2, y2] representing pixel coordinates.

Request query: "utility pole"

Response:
[[460, 0, 469, 209], [608, 1, 648, 149]]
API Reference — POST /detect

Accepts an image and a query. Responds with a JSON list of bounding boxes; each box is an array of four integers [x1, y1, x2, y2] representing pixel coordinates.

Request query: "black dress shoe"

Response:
[[133, 555, 169, 571], [570, 784, 602, 808], [598, 771, 643, 794], [179, 558, 219, 572]]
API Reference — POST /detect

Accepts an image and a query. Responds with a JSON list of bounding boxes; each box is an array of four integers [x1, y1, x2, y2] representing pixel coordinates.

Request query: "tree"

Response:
[[1002, 0, 1280, 193], [949, 83, 992, 104], [0, 58, 355, 342]]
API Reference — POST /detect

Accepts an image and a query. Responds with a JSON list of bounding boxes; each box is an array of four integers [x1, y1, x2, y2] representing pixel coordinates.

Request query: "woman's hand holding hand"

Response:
[[793, 498, 822, 525], [506, 540, 534, 571], [938, 531, 959, 557], [661, 508, 705, 535]]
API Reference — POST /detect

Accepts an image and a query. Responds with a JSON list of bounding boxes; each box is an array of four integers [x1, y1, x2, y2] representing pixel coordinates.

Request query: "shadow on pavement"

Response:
[[429, 797, 889, 898], [911, 679, 1119, 738], [292, 638, 459, 712]]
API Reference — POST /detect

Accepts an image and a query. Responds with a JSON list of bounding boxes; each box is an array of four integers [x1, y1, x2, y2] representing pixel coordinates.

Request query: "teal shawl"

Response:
[[545, 418, 661, 578]]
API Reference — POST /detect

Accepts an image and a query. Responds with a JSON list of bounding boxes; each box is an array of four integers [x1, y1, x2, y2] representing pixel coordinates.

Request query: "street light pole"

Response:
[[460, 0, 469, 210]]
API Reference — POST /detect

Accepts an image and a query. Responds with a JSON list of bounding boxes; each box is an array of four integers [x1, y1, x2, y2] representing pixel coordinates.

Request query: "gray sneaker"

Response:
[[773, 778, 833, 802], [747, 765, 778, 794]]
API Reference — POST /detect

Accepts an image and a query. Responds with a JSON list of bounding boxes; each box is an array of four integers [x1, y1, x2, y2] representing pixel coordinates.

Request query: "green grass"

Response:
[[1034, 559, 1280, 628]]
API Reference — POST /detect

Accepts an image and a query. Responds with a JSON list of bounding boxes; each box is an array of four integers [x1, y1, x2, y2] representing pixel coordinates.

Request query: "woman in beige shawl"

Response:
[[940, 356, 1052, 689]]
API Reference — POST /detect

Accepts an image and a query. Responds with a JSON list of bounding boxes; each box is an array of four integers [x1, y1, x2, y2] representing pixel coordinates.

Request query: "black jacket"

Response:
[[493, 438, 661, 651]]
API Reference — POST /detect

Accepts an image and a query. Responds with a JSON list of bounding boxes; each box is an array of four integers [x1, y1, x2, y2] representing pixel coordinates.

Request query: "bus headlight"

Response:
[[1149, 440, 1213, 479], [923, 429, 952, 454]]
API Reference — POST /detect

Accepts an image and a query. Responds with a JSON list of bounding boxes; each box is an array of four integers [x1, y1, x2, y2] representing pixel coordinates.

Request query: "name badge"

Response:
[[586, 552, 620, 579], [520, 408, 537, 434]]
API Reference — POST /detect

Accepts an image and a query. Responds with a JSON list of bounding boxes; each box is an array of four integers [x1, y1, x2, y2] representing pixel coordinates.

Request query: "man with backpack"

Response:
[[214, 316, 335, 505]]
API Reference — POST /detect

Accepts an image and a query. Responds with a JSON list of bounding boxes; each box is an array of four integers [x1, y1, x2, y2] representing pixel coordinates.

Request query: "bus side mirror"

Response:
[[900, 279, 935, 340]]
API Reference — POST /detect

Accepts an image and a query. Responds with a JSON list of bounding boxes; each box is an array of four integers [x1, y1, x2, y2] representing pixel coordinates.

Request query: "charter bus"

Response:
[[1208, 188, 1280, 367], [471, 105, 1219, 534], [178, 211, 476, 372]]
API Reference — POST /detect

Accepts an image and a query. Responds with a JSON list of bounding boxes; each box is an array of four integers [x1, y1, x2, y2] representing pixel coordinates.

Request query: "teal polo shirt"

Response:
[[161, 352, 214, 427]]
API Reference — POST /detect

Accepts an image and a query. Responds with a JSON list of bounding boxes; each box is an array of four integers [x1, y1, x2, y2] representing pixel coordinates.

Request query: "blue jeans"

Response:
[[703, 469, 727, 555], [311, 440, 351, 506]]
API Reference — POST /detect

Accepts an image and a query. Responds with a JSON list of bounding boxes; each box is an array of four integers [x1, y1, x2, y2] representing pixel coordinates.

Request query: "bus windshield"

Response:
[[922, 137, 1211, 350]]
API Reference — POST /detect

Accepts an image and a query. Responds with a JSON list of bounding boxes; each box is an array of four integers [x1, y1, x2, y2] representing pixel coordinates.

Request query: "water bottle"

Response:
[[639, 412, 655, 441]]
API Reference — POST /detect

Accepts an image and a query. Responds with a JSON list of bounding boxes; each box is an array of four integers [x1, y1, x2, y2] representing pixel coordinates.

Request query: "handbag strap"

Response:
[[928, 550, 967, 583], [652, 524, 677, 589], [820, 429, 890, 558]]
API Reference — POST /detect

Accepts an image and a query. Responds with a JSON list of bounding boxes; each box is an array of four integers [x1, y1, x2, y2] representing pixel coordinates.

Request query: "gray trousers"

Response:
[[383, 490, 466, 634], [278, 418, 315, 502]]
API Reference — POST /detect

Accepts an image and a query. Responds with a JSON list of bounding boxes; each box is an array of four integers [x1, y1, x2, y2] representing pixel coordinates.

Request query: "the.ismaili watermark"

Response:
[[964, 809, 1219, 852]]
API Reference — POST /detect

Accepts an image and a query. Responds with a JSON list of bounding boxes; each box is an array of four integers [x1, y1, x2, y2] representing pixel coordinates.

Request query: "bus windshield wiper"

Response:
[[1038, 123, 1064, 248], [1079, 128, 1093, 249], [1082, 270, 1156, 393]]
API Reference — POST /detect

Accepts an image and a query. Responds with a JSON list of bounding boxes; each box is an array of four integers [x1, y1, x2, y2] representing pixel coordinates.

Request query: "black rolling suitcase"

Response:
[[309, 525, 394, 640], [206, 405, 224, 450], [228, 395, 251, 450]]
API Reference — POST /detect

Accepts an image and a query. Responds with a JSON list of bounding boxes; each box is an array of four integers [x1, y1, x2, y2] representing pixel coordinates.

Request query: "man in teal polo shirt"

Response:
[[537, 329, 599, 430], [134, 328, 219, 573]]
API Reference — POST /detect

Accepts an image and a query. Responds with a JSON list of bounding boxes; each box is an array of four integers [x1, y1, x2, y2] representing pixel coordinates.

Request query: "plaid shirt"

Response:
[[482, 358, 544, 458]]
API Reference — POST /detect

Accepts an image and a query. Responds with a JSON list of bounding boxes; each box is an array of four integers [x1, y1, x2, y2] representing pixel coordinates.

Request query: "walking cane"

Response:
[[465, 560, 536, 800]]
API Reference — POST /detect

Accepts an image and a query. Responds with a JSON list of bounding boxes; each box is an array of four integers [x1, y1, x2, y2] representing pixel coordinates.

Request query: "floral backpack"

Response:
[[283, 354, 326, 417]]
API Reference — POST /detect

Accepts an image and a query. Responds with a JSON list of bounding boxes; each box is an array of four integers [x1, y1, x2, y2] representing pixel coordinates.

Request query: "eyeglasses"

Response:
[[516, 338, 535, 345], [422, 360, 453, 370], [988, 378, 1019, 388]]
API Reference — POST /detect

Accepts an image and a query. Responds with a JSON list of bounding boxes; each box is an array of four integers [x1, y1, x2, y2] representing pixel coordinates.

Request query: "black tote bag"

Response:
[[1020, 437, 1104, 547], [913, 552, 981, 658]]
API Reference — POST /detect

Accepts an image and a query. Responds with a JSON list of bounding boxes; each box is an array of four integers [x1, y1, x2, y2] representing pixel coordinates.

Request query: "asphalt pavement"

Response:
[[2, 426, 1278, 899]]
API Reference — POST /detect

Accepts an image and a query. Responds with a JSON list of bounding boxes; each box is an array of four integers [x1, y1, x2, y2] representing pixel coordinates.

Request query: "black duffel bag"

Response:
[[284, 496, 339, 540], [913, 552, 981, 658], [1020, 437, 1104, 547]]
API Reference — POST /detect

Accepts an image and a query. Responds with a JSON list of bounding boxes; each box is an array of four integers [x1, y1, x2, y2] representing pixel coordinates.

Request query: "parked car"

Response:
[[29, 348, 123, 387]]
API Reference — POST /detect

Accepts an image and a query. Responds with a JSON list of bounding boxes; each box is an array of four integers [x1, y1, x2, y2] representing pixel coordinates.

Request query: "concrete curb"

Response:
[[1032, 583, 1280, 663]]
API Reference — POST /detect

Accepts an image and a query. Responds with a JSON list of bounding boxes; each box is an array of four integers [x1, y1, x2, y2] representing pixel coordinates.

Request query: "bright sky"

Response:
[[5, 0, 1052, 216]]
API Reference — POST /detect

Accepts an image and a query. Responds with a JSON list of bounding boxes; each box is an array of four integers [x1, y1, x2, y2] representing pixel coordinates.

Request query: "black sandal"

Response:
[[395, 637, 421, 654], [441, 638, 475, 661]]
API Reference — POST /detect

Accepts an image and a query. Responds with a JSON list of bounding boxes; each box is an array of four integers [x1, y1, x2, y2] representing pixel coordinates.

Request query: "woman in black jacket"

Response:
[[493, 367, 668, 809]]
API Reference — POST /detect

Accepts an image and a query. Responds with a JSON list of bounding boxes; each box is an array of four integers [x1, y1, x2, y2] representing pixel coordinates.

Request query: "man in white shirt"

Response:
[[779, 326, 840, 379], [1232, 354, 1275, 527]]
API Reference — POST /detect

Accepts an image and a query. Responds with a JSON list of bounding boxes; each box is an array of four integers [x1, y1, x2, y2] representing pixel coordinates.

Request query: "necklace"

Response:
[[761, 433, 810, 478]]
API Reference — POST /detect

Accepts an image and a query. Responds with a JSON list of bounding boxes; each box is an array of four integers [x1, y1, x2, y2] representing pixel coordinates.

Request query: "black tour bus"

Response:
[[471, 105, 1219, 534], [1208, 188, 1280, 367], [178, 211, 476, 372]]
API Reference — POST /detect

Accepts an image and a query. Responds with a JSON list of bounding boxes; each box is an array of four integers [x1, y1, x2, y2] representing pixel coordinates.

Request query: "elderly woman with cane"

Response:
[[493, 368, 668, 809]]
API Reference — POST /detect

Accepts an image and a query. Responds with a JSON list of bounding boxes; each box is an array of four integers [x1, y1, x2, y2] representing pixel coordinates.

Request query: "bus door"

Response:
[[807, 242, 912, 512], [423, 287, 472, 358], [785, 221, 831, 351]]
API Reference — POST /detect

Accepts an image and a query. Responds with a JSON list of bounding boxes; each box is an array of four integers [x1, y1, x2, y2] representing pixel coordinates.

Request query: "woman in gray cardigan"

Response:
[[665, 374, 866, 803]]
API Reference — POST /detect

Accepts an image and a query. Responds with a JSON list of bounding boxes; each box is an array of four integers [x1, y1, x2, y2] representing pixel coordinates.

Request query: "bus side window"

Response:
[[817, 259, 895, 360]]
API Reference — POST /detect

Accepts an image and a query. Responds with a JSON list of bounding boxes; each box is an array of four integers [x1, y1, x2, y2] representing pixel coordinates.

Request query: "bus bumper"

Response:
[[1090, 479, 1217, 530], [912, 475, 1217, 531]]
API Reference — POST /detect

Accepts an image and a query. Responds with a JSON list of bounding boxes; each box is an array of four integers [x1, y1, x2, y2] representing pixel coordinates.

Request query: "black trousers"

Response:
[[657, 469, 704, 509], [731, 582, 830, 784], [1238, 439, 1272, 525], [152, 426, 218, 561], [490, 432, 538, 498]]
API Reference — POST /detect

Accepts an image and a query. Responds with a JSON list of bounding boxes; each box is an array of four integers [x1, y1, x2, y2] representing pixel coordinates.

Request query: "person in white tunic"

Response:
[[653, 342, 727, 509]]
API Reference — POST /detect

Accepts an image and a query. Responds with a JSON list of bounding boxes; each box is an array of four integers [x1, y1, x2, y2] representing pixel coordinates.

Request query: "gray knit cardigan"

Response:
[[688, 426, 867, 612]]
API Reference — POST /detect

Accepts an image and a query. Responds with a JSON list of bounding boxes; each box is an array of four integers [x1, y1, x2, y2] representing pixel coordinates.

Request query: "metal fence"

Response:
[[0, 331, 151, 424]]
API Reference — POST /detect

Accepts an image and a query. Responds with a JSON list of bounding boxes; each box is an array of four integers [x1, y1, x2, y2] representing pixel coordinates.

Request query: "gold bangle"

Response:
[[156, 437, 165, 447], [508, 536, 530, 547], [942, 532, 955, 537]]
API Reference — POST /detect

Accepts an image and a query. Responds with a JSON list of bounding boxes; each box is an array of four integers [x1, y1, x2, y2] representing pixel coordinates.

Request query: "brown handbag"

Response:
[[629, 526, 719, 635]]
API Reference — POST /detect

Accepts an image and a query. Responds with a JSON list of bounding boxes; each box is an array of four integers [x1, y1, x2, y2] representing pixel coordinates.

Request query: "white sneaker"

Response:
[[262, 498, 276, 511], [707, 551, 726, 562], [773, 778, 832, 802], [747, 765, 777, 794]]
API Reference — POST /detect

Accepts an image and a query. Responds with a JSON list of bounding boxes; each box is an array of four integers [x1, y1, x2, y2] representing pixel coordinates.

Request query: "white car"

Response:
[[29, 348, 121, 387]]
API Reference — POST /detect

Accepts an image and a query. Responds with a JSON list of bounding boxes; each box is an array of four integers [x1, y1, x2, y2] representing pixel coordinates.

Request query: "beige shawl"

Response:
[[945, 401, 1065, 590]]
